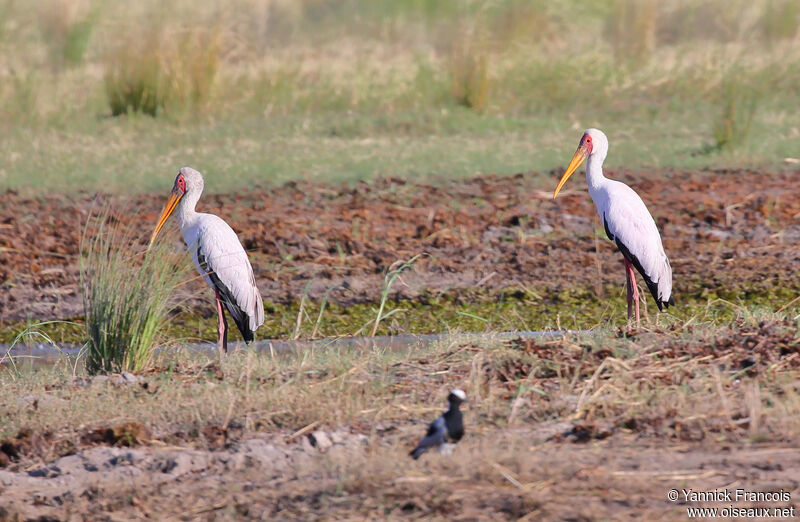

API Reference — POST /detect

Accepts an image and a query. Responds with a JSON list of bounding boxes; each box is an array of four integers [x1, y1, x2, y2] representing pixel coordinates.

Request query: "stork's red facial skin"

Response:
[[174, 174, 186, 195], [581, 133, 593, 154]]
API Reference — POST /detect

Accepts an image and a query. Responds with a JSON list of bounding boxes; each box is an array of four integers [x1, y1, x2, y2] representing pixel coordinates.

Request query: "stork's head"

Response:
[[178, 167, 204, 194], [448, 388, 467, 406], [148, 167, 205, 249], [553, 128, 609, 199]]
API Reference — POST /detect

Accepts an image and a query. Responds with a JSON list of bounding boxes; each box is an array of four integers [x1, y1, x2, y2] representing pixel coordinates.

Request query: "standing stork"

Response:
[[149, 167, 264, 355], [552, 129, 674, 325]]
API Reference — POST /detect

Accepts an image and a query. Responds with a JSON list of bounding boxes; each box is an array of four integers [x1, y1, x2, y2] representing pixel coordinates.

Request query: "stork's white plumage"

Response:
[[149, 167, 264, 354], [553, 129, 674, 325]]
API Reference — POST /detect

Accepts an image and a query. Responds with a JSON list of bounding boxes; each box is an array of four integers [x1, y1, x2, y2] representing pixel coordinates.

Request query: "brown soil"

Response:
[[3, 170, 800, 519], [0, 426, 797, 520], [3, 319, 800, 519], [2, 168, 800, 322]]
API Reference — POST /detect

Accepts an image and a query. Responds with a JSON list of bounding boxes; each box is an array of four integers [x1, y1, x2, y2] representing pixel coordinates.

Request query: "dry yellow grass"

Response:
[[0, 0, 800, 190], [2, 0, 799, 121], [3, 313, 800, 450], [104, 24, 222, 116], [0, 0, 798, 191], [3, 314, 800, 518]]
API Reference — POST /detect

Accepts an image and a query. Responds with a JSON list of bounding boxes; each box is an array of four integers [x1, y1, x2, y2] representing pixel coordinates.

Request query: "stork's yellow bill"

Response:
[[149, 180, 185, 249], [553, 133, 594, 199]]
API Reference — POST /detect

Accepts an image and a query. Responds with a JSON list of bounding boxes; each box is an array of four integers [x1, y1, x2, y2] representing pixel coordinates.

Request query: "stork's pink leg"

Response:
[[624, 260, 633, 323], [215, 289, 228, 356], [624, 259, 640, 327]]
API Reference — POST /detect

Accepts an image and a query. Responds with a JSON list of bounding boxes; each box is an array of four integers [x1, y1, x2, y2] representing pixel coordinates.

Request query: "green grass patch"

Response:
[[4, 282, 800, 347]]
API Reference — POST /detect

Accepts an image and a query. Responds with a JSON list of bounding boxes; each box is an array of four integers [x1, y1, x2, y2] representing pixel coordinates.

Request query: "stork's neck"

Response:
[[176, 188, 202, 229], [585, 152, 607, 192]]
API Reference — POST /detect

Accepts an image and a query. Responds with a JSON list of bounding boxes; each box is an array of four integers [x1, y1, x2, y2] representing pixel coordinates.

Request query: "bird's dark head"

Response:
[[447, 388, 467, 406]]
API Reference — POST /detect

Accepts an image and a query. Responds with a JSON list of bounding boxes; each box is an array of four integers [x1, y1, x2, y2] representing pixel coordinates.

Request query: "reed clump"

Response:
[[80, 213, 188, 374], [712, 80, 759, 151], [104, 25, 221, 117]]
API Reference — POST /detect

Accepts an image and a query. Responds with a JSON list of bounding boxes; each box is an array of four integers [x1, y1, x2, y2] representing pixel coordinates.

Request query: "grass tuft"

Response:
[[38, 0, 100, 70], [161, 26, 222, 113], [712, 79, 759, 151], [606, 0, 657, 63], [80, 212, 188, 374], [0, 71, 40, 124], [104, 30, 163, 117], [761, 0, 800, 42], [448, 28, 491, 112], [370, 254, 421, 337], [103, 25, 221, 117]]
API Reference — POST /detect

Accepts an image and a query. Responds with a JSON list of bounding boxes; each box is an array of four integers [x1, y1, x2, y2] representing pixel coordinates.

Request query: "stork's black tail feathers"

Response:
[[222, 298, 255, 343], [644, 274, 675, 311], [230, 310, 255, 343]]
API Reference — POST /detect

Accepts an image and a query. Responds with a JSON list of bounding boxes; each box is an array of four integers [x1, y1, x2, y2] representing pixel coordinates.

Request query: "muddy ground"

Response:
[[3, 168, 800, 326], [3, 170, 800, 519]]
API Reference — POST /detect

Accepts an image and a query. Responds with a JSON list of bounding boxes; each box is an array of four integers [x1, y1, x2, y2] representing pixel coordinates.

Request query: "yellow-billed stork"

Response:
[[553, 129, 674, 325], [149, 167, 264, 354]]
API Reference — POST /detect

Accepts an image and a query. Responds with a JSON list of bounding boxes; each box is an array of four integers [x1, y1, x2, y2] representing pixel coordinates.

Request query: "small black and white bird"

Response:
[[410, 389, 466, 460]]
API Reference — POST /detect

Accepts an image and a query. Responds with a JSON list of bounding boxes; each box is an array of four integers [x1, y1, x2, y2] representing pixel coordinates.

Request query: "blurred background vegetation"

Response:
[[0, 0, 798, 193]]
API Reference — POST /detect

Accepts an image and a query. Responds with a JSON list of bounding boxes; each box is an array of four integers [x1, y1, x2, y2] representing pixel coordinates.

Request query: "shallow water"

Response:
[[1, 329, 585, 368]]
